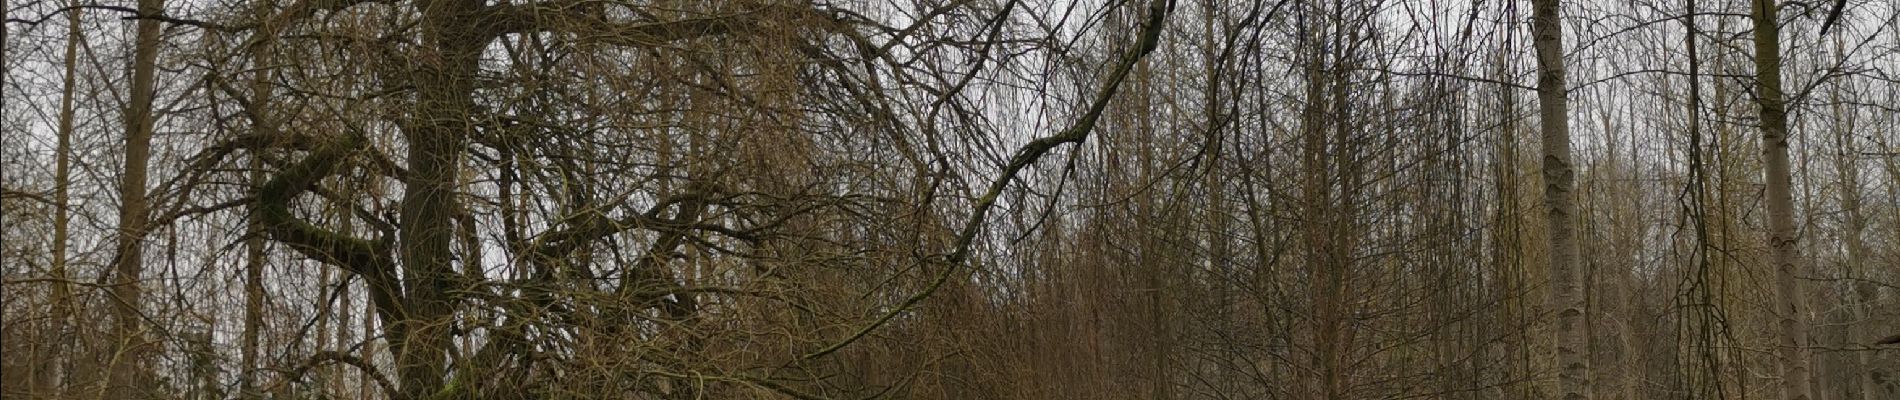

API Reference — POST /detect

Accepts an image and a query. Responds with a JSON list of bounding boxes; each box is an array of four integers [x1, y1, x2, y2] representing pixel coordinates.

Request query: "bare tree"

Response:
[[104, 0, 165, 396], [1749, 0, 1814, 398], [1532, 0, 1590, 397]]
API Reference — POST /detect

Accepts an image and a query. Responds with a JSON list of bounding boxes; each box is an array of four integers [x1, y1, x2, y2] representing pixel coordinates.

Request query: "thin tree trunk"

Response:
[[1837, 109, 1877, 400], [335, 183, 356, 397], [1822, 38, 1876, 400], [1490, 32, 1536, 398], [1596, 105, 1636, 400], [361, 283, 376, 400], [1132, 51, 1173, 400], [105, 0, 165, 396], [1531, 0, 1589, 398], [239, 151, 268, 400], [1298, 17, 1341, 399], [239, 4, 275, 394], [1748, 1, 1813, 399], [42, 5, 84, 398]]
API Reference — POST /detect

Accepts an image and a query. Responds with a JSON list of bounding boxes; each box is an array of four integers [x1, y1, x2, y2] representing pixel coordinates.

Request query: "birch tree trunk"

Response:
[[1531, 0, 1589, 398], [1748, 1, 1813, 399]]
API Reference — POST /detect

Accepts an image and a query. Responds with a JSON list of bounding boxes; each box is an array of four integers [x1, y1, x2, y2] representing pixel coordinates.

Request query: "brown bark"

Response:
[[105, 0, 165, 396], [1297, 22, 1339, 399], [1826, 60, 1878, 400], [239, 145, 267, 400], [1294, 7, 1363, 395], [41, 4, 84, 398], [239, 3, 276, 396], [390, 1, 486, 396]]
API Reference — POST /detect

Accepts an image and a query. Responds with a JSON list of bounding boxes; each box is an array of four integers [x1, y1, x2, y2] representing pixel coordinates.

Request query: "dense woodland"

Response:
[[2, 0, 1898, 398]]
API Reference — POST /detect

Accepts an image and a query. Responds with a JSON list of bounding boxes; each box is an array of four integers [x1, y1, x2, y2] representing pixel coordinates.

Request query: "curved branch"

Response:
[[524, 190, 707, 263], [255, 133, 392, 274], [281, 350, 400, 399], [805, 0, 1175, 360]]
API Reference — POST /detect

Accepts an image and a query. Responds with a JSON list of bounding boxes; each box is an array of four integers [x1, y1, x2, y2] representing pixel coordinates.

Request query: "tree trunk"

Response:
[[1132, 49, 1174, 400], [240, 166, 267, 400], [335, 188, 356, 397], [1820, 46, 1877, 399], [106, 0, 165, 397], [1748, 1, 1813, 399], [42, 4, 84, 398], [1490, 33, 1537, 398], [239, 3, 275, 395], [1298, 20, 1342, 399], [1836, 102, 1878, 400], [391, 1, 484, 396], [1531, 0, 1589, 398]]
